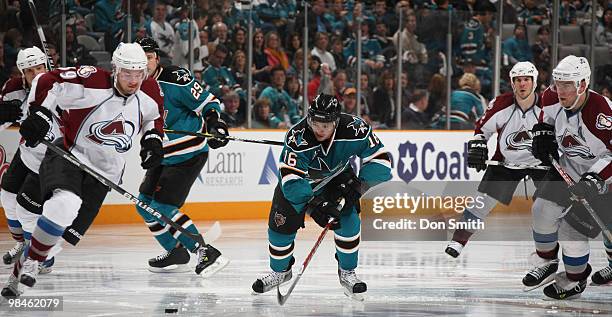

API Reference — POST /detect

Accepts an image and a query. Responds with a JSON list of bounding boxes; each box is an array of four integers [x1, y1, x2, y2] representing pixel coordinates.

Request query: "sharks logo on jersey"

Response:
[[86, 113, 136, 153], [287, 128, 309, 147], [560, 130, 596, 159], [505, 127, 532, 151], [172, 69, 192, 85], [347, 117, 368, 137]]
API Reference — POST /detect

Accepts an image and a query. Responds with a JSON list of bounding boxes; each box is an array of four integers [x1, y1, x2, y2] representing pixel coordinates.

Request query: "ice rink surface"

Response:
[[0, 219, 611, 317]]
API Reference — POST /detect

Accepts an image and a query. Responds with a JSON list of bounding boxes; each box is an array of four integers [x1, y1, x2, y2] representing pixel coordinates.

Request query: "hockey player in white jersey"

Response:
[[445, 62, 552, 265], [2, 43, 165, 296], [0, 47, 59, 271], [530, 55, 611, 299]]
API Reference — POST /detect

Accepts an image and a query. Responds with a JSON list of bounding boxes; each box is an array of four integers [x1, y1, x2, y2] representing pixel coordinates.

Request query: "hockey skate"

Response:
[[148, 246, 191, 273], [252, 270, 293, 294], [543, 266, 590, 300], [38, 257, 55, 275], [338, 268, 366, 301], [445, 241, 464, 258], [591, 266, 612, 285], [522, 254, 559, 291], [19, 258, 39, 287], [1, 274, 21, 298], [195, 244, 229, 278], [3, 241, 24, 265]]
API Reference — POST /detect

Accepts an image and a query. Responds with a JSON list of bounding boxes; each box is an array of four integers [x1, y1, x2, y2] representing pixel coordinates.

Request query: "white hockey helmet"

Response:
[[509, 61, 538, 97], [112, 42, 148, 72], [552, 55, 590, 89], [16, 46, 48, 73]]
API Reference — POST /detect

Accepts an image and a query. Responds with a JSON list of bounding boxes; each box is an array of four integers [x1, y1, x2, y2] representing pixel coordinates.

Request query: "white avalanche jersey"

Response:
[[474, 92, 542, 165], [28, 66, 164, 184], [540, 87, 612, 186], [1, 76, 61, 173]]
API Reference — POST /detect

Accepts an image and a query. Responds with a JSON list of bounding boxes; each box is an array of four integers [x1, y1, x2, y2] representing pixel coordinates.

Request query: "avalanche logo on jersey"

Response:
[[505, 127, 532, 151], [287, 128, 308, 147], [560, 130, 595, 159], [86, 113, 136, 153], [347, 117, 368, 137], [595, 113, 612, 130]]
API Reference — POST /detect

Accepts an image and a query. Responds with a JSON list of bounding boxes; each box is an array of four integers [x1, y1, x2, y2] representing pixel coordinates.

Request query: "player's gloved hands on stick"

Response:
[[205, 110, 229, 149], [467, 139, 488, 172], [0, 100, 23, 124], [569, 172, 607, 200], [305, 196, 341, 230], [336, 174, 365, 211], [19, 105, 53, 147], [531, 122, 558, 165], [140, 130, 163, 169]]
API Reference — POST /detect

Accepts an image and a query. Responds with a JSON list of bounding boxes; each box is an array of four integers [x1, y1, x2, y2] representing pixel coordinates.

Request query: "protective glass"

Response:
[[554, 80, 577, 93], [117, 68, 146, 82]]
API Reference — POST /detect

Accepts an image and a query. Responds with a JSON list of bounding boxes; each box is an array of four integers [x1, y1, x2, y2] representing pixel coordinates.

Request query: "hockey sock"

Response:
[[1, 190, 24, 242], [136, 194, 179, 251], [534, 233, 559, 259], [169, 210, 200, 252], [563, 252, 590, 281], [335, 212, 360, 271], [604, 239, 612, 267], [28, 216, 64, 262], [268, 229, 296, 272], [148, 200, 200, 252], [451, 210, 481, 245]]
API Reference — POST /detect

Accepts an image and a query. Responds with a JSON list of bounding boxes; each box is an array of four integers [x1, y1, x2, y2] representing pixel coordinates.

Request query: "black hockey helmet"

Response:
[[136, 37, 161, 56], [308, 93, 340, 123]]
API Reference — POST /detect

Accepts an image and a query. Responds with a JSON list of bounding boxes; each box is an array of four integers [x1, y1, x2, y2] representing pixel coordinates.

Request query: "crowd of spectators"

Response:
[[1, 0, 611, 130]]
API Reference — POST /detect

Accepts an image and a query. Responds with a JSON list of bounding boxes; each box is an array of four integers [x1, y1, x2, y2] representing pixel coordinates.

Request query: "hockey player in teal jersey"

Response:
[[252, 94, 392, 298], [134, 37, 229, 276]]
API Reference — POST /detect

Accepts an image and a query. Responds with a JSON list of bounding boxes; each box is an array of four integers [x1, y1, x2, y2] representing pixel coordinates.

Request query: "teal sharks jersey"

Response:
[[278, 114, 392, 213], [155, 65, 222, 165]]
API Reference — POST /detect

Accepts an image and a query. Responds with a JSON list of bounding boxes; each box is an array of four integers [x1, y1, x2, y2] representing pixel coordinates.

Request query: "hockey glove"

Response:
[[467, 139, 488, 172], [19, 105, 53, 147], [205, 110, 230, 149], [304, 196, 341, 230], [140, 130, 163, 169], [531, 122, 558, 165], [0, 100, 23, 124], [334, 172, 365, 212], [569, 172, 607, 200]]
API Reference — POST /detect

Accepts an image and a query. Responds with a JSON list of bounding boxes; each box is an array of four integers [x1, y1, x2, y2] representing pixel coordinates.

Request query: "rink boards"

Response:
[[0, 129, 532, 225]]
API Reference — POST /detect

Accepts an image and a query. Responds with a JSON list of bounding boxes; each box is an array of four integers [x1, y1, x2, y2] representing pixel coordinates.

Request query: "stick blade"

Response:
[[203, 221, 222, 243], [276, 284, 288, 306]]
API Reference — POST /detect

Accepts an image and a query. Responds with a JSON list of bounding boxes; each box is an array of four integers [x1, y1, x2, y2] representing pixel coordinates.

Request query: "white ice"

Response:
[[1, 219, 611, 316]]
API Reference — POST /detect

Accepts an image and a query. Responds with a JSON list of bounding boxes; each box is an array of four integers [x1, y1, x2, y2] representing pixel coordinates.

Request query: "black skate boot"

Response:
[[591, 266, 612, 285], [3, 241, 24, 265], [523, 257, 559, 291], [338, 268, 366, 301], [445, 241, 464, 258], [19, 258, 39, 287], [543, 265, 591, 300], [195, 244, 229, 277], [148, 246, 190, 273], [1, 274, 21, 298]]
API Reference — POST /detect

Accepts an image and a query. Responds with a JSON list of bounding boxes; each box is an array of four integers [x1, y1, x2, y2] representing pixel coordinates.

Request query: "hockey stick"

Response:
[[164, 129, 284, 146], [549, 155, 612, 241], [277, 198, 346, 306], [486, 160, 550, 171], [28, 0, 55, 70], [40, 140, 207, 247]]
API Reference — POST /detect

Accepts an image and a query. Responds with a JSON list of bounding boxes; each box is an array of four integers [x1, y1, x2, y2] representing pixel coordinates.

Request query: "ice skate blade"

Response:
[[543, 293, 582, 301], [343, 289, 365, 302], [522, 275, 555, 292], [199, 256, 230, 278], [148, 264, 191, 273], [590, 281, 612, 286]]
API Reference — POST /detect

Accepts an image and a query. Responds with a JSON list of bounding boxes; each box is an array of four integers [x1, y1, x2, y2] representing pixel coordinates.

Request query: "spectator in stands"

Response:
[[286, 48, 311, 83], [229, 26, 247, 55], [47, 44, 60, 70], [150, 1, 174, 58], [203, 44, 238, 98], [416, 0, 462, 56], [93, 0, 121, 33], [531, 25, 551, 69], [560, 0, 578, 25], [255, 0, 293, 34], [296, 0, 332, 41], [330, 36, 346, 70], [285, 74, 303, 112], [0, 39, 8, 87], [332, 69, 348, 102], [360, 73, 372, 114], [252, 97, 282, 129], [341, 87, 371, 124], [459, 1, 496, 65], [393, 11, 428, 83], [311, 32, 336, 72], [199, 30, 211, 66], [426, 73, 447, 120], [371, 0, 398, 35], [212, 21, 229, 46], [231, 50, 247, 89], [172, 11, 203, 71], [325, 0, 348, 37], [595, 8, 612, 49], [373, 19, 394, 61], [503, 24, 533, 64], [285, 32, 302, 63], [433, 73, 485, 130], [221, 90, 246, 128], [64, 23, 97, 67], [371, 70, 397, 128], [401, 89, 430, 130], [259, 66, 301, 127], [601, 83, 612, 100], [400, 71, 415, 110], [344, 20, 384, 77], [517, 0, 548, 25], [264, 31, 289, 70], [307, 59, 333, 103], [253, 29, 271, 82], [3, 28, 22, 68]]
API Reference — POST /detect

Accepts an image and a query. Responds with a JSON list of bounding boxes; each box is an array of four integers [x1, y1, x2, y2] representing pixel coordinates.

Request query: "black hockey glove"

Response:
[[531, 122, 558, 165], [140, 130, 163, 169], [0, 100, 23, 124], [569, 172, 607, 200], [19, 105, 53, 147], [205, 110, 229, 149], [467, 139, 488, 172], [332, 172, 366, 212], [304, 196, 341, 230]]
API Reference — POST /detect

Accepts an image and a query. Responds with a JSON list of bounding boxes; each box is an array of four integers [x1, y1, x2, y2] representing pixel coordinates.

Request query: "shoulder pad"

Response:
[[1, 77, 24, 97], [488, 92, 514, 111], [335, 114, 371, 141], [158, 66, 194, 85], [540, 86, 559, 108], [284, 119, 318, 152]]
